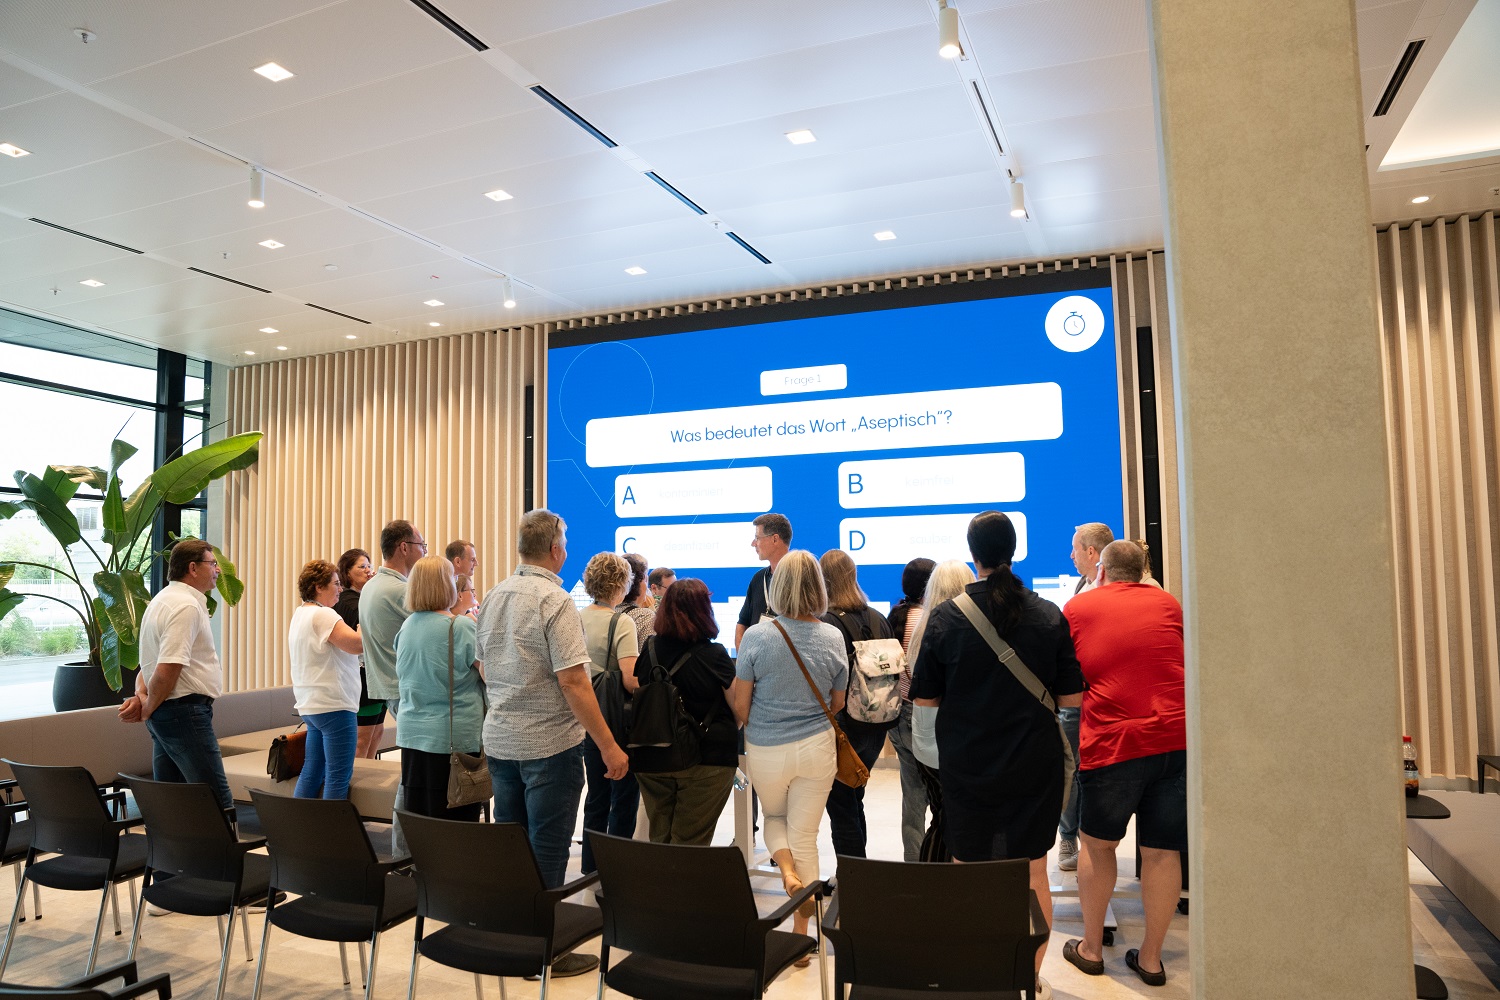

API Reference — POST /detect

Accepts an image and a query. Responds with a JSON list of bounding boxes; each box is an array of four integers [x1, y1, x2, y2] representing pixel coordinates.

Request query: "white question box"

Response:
[[615, 467, 772, 517], [838, 453, 1026, 509], [760, 363, 847, 396], [838, 512, 1028, 566], [585, 382, 1062, 468], [615, 521, 760, 569]]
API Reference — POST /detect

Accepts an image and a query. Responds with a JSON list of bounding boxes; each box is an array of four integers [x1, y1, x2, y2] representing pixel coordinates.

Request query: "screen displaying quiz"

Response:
[[547, 283, 1123, 650]]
